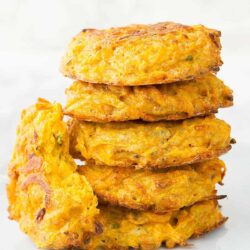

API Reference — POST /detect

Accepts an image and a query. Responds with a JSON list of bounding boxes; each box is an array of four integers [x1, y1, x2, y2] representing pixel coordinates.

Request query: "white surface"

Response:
[[0, 0, 250, 249]]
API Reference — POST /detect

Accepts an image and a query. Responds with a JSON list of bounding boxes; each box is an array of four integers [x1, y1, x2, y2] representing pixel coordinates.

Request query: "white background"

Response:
[[0, 0, 250, 249]]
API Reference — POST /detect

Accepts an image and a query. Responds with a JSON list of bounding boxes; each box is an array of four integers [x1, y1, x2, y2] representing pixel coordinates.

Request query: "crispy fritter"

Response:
[[69, 116, 232, 168], [89, 200, 227, 249], [6, 99, 228, 250], [60, 22, 222, 86], [79, 159, 226, 213], [65, 74, 233, 122], [7, 98, 99, 249]]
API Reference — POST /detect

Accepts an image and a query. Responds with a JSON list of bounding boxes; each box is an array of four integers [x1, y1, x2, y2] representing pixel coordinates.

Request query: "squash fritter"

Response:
[[65, 74, 233, 122], [60, 22, 222, 86], [69, 116, 232, 168], [79, 159, 226, 213], [6, 99, 228, 250], [7, 98, 99, 249], [89, 200, 227, 249]]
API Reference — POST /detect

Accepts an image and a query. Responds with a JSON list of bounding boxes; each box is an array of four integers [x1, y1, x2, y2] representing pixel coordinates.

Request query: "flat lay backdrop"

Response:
[[0, 0, 250, 249]]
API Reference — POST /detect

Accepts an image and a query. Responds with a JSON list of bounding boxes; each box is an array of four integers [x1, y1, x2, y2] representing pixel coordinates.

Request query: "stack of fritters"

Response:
[[62, 22, 234, 248], [7, 22, 234, 250]]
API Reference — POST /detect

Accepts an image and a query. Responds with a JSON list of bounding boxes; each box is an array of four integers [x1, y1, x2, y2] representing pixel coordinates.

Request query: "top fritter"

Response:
[[60, 22, 222, 86]]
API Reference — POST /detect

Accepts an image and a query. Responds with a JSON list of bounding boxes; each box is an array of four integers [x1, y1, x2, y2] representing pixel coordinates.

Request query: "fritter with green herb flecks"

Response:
[[60, 22, 222, 86], [79, 159, 226, 213], [69, 116, 232, 169], [7, 98, 99, 249], [89, 200, 227, 249], [65, 73, 233, 122]]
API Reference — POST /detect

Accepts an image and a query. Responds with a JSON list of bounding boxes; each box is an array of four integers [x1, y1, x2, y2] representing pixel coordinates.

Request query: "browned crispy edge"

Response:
[[64, 102, 233, 122], [192, 216, 228, 238], [79, 145, 232, 169], [63, 66, 221, 87], [93, 192, 227, 214]]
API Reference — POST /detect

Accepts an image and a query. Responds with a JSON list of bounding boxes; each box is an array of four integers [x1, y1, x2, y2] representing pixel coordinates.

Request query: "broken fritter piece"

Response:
[[60, 22, 222, 86], [69, 116, 232, 168], [79, 159, 226, 213], [89, 200, 227, 249], [7, 98, 99, 249], [65, 74, 233, 122]]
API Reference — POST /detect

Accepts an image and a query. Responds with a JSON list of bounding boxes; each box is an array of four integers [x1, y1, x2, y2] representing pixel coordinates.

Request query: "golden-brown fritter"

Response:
[[65, 74, 233, 122], [69, 116, 232, 168], [60, 22, 222, 86], [79, 159, 226, 213], [6, 99, 229, 250], [7, 98, 99, 249], [89, 200, 227, 249]]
